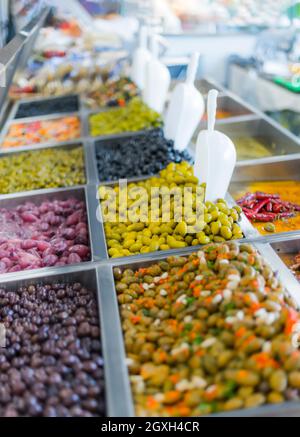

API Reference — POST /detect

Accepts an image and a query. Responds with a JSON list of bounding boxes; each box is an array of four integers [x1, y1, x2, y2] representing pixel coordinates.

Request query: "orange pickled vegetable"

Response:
[[2, 116, 81, 149]]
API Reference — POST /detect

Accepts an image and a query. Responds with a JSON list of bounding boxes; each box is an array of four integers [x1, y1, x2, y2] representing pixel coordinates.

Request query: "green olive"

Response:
[[264, 223, 276, 233]]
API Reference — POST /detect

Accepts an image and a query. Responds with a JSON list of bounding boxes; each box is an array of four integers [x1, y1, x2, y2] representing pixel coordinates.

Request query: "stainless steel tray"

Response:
[[270, 234, 300, 285], [0, 263, 131, 418], [0, 112, 84, 154], [0, 141, 89, 193], [216, 117, 300, 166], [232, 154, 300, 183], [9, 94, 81, 120], [202, 94, 256, 125], [97, 240, 300, 417], [94, 170, 260, 261], [89, 131, 194, 185], [84, 103, 165, 141], [0, 186, 95, 269], [230, 157, 300, 241], [170, 77, 225, 97]]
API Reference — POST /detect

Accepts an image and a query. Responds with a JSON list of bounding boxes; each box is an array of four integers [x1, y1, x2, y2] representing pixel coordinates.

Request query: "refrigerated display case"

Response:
[[122, 0, 294, 34]]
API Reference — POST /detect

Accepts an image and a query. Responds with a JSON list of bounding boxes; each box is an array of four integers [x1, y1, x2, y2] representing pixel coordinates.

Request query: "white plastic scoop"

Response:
[[130, 26, 151, 90], [164, 52, 204, 151], [194, 89, 237, 203], [143, 34, 171, 114]]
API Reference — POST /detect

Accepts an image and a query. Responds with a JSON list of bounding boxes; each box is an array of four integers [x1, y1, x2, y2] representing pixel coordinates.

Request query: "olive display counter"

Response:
[[1, 14, 300, 417]]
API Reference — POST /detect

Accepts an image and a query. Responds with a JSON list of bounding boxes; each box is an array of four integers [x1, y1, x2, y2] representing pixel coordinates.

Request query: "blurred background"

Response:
[[2, 0, 300, 136]]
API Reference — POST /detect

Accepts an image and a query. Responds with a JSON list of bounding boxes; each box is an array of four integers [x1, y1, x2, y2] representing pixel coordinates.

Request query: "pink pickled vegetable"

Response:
[[43, 254, 58, 267], [0, 198, 90, 274], [67, 253, 82, 264], [67, 212, 81, 226], [69, 245, 90, 258]]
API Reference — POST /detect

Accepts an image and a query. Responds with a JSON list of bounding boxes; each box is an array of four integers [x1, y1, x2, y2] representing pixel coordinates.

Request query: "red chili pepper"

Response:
[[252, 199, 270, 213], [242, 200, 256, 209], [237, 193, 255, 204], [266, 202, 273, 212], [255, 192, 280, 200], [278, 212, 295, 219], [249, 212, 277, 222], [273, 204, 282, 213]]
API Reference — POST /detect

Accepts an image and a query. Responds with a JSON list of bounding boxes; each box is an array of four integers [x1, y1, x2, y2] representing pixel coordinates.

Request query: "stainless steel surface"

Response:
[[17, 7, 50, 71], [97, 240, 300, 418], [212, 401, 300, 417], [217, 117, 300, 165], [0, 33, 26, 118], [271, 235, 300, 255], [171, 77, 225, 97], [0, 7, 50, 125], [0, 99, 13, 131], [270, 235, 300, 292], [86, 184, 108, 261], [203, 94, 256, 125], [232, 154, 300, 182], [84, 140, 99, 184], [97, 264, 134, 417], [195, 77, 224, 96]]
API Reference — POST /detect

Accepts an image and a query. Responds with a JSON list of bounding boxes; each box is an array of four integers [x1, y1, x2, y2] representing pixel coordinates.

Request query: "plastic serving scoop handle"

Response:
[[194, 89, 237, 203], [164, 52, 204, 150]]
